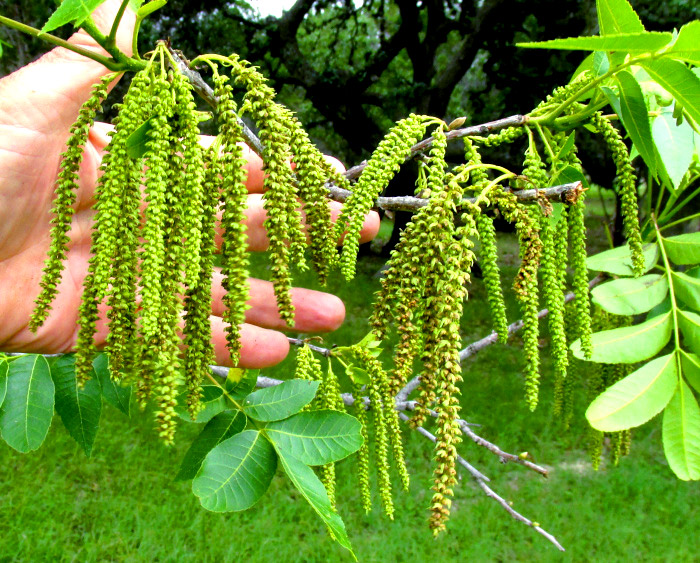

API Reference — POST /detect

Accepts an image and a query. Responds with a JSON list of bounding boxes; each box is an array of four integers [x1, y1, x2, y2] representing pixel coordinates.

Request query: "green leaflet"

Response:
[[652, 111, 694, 190], [662, 380, 700, 480], [125, 118, 155, 159], [265, 410, 363, 466], [591, 274, 669, 315], [586, 243, 658, 276], [93, 353, 130, 416], [548, 164, 587, 188], [176, 410, 247, 481], [663, 232, 700, 265], [41, 0, 109, 33], [0, 360, 7, 409], [0, 355, 54, 453], [666, 20, 700, 66], [586, 353, 678, 432], [672, 272, 700, 312], [641, 59, 700, 129], [678, 310, 700, 354], [617, 71, 657, 174], [275, 445, 355, 557], [51, 355, 102, 457], [597, 0, 645, 35], [192, 430, 277, 512], [680, 351, 700, 394], [571, 311, 673, 363], [176, 385, 227, 423], [225, 368, 259, 399], [517, 32, 672, 53], [243, 380, 319, 422], [593, 51, 610, 77]]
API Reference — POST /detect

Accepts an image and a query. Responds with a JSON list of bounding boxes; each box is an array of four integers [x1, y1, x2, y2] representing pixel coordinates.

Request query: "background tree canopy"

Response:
[[2, 0, 698, 161]]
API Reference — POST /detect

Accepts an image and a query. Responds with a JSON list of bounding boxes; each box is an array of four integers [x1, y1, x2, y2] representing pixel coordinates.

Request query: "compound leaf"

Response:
[[663, 380, 700, 480], [41, 0, 109, 33], [597, 0, 645, 35], [265, 410, 363, 466], [243, 380, 319, 422], [192, 430, 277, 512], [663, 232, 700, 265], [275, 446, 354, 557], [592, 274, 668, 315], [572, 311, 673, 363], [586, 353, 678, 431], [0, 355, 54, 453], [176, 410, 247, 481], [586, 243, 658, 275], [51, 354, 102, 457], [93, 353, 130, 416]]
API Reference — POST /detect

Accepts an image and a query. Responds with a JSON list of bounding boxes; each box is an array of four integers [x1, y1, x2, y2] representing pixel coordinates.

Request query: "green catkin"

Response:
[[569, 196, 592, 359], [590, 112, 644, 275], [529, 71, 595, 118], [336, 114, 428, 280], [475, 212, 508, 343], [476, 126, 525, 148], [183, 146, 220, 418], [137, 71, 175, 406], [493, 189, 542, 410], [285, 110, 346, 283], [319, 358, 344, 507], [521, 134, 549, 189], [213, 71, 251, 362], [352, 385, 372, 514], [539, 214, 568, 390], [31, 73, 115, 331], [227, 55, 305, 325], [587, 362, 605, 470], [74, 70, 153, 385]]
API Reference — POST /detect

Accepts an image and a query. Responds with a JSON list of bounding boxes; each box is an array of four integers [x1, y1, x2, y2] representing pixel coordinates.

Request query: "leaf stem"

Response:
[[653, 218, 681, 351], [106, 0, 132, 49]]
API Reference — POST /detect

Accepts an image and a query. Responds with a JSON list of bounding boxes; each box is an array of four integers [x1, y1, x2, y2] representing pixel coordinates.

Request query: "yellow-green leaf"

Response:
[[592, 274, 669, 315], [680, 350, 700, 394], [679, 309, 700, 354], [641, 59, 700, 130], [666, 20, 700, 66], [652, 111, 695, 190], [663, 380, 700, 480], [517, 33, 672, 53], [571, 311, 673, 363], [586, 243, 658, 275], [597, 0, 645, 35], [586, 353, 678, 431], [663, 232, 700, 265], [618, 70, 657, 174], [673, 271, 700, 312], [41, 0, 109, 33]]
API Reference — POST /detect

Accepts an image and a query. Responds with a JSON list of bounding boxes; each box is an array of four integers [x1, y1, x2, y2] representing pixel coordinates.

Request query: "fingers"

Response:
[[210, 271, 345, 333], [212, 319, 290, 368], [233, 194, 381, 251]]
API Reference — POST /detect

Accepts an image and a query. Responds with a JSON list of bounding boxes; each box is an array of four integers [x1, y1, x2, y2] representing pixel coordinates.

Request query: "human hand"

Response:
[[0, 0, 379, 368]]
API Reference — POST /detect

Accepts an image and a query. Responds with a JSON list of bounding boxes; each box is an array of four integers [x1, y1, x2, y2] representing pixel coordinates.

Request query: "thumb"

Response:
[[0, 0, 136, 136]]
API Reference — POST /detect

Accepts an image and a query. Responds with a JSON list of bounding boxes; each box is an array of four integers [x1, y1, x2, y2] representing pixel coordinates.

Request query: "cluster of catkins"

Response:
[[30, 45, 348, 443], [32, 47, 644, 533]]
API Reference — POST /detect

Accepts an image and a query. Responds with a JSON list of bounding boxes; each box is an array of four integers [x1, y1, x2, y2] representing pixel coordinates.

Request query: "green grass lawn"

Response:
[[2, 233, 699, 562]]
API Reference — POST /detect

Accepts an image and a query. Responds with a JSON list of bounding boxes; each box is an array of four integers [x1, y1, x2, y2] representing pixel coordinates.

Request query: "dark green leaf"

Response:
[[617, 71, 657, 174], [265, 410, 363, 466], [681, 351, 700, 394], [662, 380, 700, 480], [275, 446, 354, 556], [571, 312, 673, 363], [176, 385, 227, 423], [243, 380, 319, 422], [591, 274, 669, 315], [41, 0, 109, 33], [192, 430, 277, 512], [652, 111, 694, 190], [51, 355, 102, 457], [641, 59, 700, 130], [663, 232, 700, 265], [176, 410, 247, 481], [125, 118, 155, 159], [586, 243, 658, 275], [93, 353, 130, 416], [0, 355, 54, 453], [586, 353, 677, 431], [666, 20, 700, 66], [679, 310, 700, 354], [597, 0, 645, 35], [673, 271, 700, 312], [517, 33, 672, 53]]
